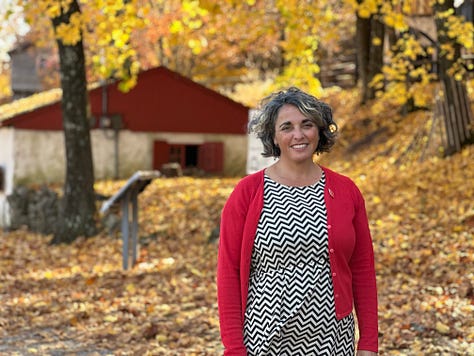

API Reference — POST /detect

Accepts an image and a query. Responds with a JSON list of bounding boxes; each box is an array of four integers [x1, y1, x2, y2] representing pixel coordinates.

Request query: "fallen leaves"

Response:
[[0, 177, 236, 354]]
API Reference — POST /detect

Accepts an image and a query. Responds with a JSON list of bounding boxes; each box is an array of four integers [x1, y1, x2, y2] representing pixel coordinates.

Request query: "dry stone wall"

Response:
[[7, 186, 59, 234]]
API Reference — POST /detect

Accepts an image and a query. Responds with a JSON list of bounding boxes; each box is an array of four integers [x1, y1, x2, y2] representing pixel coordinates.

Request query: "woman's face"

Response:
[[274, 104, 319, 164]]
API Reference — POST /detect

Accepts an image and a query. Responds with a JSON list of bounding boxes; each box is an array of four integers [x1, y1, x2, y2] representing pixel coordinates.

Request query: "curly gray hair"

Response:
[[249, 87, 338, 158]]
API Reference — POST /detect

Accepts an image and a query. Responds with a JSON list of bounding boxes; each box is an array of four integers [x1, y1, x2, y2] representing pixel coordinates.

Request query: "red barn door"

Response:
[[198, 142, 224, 173], [153, 141, 170, 170]]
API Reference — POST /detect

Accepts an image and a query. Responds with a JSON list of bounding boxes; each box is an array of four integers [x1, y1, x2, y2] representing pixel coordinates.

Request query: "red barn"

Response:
[[0, 66, 249, 192]]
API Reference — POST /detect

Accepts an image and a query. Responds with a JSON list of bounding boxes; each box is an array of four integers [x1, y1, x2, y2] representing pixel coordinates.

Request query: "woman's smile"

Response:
[[291, 143, 309, 150]]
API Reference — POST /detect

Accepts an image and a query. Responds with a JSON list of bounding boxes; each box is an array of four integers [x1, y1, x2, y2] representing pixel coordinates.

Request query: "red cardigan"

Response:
[[217, 166, 378, 355]]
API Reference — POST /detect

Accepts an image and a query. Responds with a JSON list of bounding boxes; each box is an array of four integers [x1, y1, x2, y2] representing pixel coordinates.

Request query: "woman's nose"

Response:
[[293, 126, 305, 138]]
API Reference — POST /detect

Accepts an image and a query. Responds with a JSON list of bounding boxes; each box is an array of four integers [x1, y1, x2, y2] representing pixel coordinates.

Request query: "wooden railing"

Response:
[[434, 77, 474, 155]]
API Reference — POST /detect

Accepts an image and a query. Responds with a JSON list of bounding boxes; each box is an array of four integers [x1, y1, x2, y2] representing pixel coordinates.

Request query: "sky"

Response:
[[0, 0, 30, 62]]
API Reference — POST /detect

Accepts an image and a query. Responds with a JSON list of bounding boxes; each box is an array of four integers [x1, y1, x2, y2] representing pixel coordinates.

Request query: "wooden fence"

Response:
[[434, 77, 474, 155]]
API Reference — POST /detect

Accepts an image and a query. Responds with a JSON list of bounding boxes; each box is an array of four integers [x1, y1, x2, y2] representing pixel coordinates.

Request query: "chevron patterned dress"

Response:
[[243, 173, 355, 355]]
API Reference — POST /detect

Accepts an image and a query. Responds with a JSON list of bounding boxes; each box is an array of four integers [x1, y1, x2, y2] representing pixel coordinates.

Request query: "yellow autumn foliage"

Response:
[[54, 13, 82, 45], [17, 0, 146, 93], [6, 0, 473, 122]]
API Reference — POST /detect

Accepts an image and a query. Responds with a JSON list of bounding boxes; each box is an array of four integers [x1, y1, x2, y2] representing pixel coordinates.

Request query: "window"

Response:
[[185, 145, 199, 167], [153, 141, 223, 173]]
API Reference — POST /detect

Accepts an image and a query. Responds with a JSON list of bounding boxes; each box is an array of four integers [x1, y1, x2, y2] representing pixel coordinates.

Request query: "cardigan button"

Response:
[[332, 272, 337, 277], [327, 224, 332, 229], [329, 248, 335, 253]]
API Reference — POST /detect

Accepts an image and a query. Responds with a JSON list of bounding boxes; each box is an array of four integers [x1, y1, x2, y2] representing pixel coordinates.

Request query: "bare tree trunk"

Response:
[[51, 0, 96, 243], [356, 14, 371, 104], [433, 0, 473, 155], [367, 15, 385, 100], [356, 3, 385, 105]]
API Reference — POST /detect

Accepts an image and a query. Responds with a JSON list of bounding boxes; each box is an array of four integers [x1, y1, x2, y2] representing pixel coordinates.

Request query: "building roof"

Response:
[[0, 88, 62, 122], [0, 66, 249, 135]]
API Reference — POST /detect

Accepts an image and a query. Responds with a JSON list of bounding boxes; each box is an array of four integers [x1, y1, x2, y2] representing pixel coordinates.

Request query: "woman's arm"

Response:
[[350, 185, 378, 353], [217, 186, 248, 356]]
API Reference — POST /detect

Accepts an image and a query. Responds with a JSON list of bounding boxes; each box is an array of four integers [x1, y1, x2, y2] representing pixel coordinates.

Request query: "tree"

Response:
[[354, 0, 386, 104], [50, 0, 96, 243], [135, 0, 284, 90], [355, 12, 371, 103], [12, 0, 144, 242], [367, 11, 385, 101], [14, 0, 351, 101], [152, 0, 350, 96]]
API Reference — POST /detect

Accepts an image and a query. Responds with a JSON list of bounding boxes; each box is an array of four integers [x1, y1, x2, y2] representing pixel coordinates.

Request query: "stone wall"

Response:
[[7, 186, 59, 235]]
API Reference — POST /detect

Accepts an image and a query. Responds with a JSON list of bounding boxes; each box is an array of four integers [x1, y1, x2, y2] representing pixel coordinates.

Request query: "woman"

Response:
[[217, 87, 378, 355]]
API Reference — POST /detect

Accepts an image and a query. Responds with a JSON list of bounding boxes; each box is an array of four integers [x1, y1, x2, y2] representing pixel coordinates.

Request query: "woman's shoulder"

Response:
[[321, 166, 354, 185], [223, 170, 264, 209], [234, 169, 265, 192], [321, 166, 363, 193]]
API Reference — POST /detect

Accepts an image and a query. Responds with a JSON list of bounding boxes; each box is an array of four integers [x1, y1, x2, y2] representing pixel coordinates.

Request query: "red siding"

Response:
[[2, 67, 249, 135], [2, 102, 63, 130]]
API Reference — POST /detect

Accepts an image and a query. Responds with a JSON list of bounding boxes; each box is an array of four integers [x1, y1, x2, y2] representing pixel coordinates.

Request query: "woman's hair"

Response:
[[249, 87, 338, 157]]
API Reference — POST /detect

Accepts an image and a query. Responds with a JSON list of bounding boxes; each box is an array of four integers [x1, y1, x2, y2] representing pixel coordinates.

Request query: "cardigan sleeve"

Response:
[[350, 184, 379, 352], [217, 182, 249, 356]]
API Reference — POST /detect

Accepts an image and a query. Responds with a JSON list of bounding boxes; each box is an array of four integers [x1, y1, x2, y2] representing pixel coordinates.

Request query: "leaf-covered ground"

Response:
[[1, 90, 473, 355]]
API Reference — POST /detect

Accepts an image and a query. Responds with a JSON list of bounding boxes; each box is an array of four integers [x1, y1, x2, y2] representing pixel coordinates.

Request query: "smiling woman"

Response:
[[217, 87, 378, 356], [249, 87, 338, 187]]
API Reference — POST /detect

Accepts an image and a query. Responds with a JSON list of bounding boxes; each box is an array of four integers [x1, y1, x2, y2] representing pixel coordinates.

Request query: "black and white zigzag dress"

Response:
[[243, 173, 355, 355]]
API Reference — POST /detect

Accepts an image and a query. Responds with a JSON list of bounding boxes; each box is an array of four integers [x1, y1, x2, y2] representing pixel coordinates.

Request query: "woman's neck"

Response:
[[267, 160, 322, 187]]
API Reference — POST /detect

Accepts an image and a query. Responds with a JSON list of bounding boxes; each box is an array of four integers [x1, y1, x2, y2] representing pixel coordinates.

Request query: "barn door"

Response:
[[153, 140, 170, 170], [198, 142, 224, 173]]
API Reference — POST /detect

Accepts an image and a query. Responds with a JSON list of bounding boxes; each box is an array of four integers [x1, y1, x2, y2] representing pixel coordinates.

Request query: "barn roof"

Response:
[[0, 88, 62, 123], [0, 66, 249, 135]]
